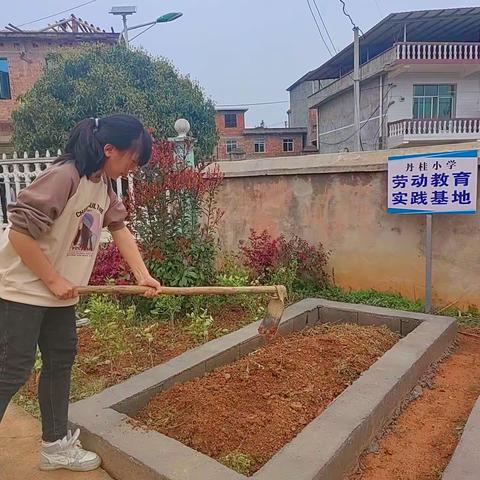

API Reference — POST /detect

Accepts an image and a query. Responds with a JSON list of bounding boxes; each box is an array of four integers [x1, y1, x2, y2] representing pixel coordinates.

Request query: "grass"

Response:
[[297, 284, 480, 330], [316, 286, 425, 312], [452, 310, 480, 330], [13, 392, 40, 418], [219, 451, 254, 475], [432, 465, 446, 480], [454, 419, 467, 438]]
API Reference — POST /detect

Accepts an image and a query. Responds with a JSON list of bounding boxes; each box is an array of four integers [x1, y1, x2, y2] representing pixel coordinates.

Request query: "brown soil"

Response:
[[20, 305, 252, 404], [134, 323, 399, 476], [348, 330, 480, 480]]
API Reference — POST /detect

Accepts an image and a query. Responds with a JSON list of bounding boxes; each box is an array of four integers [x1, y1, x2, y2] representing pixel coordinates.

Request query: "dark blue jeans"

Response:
[[0, 299, 77, 442]]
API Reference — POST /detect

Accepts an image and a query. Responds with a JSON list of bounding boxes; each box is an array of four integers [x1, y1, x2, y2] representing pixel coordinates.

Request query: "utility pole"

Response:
[[121, 13, 129, 45], [353, 26, 361, 152]]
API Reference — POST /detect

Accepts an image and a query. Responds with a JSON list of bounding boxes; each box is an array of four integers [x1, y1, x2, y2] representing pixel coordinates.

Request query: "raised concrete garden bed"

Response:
[[69, 298, 456, 480], [442, 393, 480, 480], [133, 322, 399, 475]]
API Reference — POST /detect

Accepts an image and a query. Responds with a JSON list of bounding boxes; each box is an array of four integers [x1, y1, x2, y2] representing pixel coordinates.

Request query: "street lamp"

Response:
[[109, 6, 183, 47]]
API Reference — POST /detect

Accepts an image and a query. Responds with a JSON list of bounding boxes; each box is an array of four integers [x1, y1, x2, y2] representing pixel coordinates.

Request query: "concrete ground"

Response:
[[0, 404, 113, 480]]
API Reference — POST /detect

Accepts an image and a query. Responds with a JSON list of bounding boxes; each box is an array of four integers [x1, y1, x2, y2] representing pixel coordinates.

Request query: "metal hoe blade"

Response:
[[258, 285, 287, 338]]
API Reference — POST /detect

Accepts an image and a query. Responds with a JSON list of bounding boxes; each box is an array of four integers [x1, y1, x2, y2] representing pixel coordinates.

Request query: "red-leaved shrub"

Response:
[[239, 229, 280, 277], [240, 229, 329, 286], [90, 242, 132, 285]]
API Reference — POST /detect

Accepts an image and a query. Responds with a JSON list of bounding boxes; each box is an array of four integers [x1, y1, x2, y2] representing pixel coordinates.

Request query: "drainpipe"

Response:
[[379, 75, 383, 149], [317, 107, 320, 153], [353, 26, 361, 152]]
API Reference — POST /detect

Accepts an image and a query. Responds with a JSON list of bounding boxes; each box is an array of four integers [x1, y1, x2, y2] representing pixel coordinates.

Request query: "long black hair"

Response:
[[54, 114, 152, 177]]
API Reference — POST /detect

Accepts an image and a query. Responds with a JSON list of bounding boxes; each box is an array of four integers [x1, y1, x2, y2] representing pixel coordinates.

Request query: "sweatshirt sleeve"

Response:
[[8, 162, 80, 240], [103, 180, 127, 232]]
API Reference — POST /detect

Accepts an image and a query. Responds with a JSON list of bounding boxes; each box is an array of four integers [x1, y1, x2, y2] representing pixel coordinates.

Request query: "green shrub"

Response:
[[185, 309, 214, 342], [82, 294, 135, 326], [150, 295, 184, 324], [82, 295, 135, 358]]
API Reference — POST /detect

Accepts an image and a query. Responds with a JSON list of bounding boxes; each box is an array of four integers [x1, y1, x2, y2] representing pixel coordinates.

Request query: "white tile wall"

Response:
[[387, 71, 480, 123]]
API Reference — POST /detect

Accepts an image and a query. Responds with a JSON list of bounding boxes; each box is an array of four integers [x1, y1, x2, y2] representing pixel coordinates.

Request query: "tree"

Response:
[[11, 44, 217, 157]]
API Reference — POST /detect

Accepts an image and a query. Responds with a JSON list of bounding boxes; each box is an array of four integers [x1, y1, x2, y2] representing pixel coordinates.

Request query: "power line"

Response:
[[312, 0, 337, 53], [338, 0, 355, 28], [17, 0, 97, 28], [338, 0, 364, 35], [217, 100, 289, 107], [306, 0, 334, 57], [318, 84, 394, 146], [373, 0, 384, 16], [361, 89, 394, 150], [218, 83, 397, 111]]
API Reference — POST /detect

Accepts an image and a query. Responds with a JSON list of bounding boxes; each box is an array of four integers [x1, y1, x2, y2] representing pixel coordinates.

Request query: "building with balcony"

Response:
[[214, 108, 308, 161], [288, 7, 480, 153]]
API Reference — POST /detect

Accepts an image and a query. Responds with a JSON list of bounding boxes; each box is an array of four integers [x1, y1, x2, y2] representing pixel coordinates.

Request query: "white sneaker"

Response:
[[75, 317, 90, 328], [40, 428, 101, 472]]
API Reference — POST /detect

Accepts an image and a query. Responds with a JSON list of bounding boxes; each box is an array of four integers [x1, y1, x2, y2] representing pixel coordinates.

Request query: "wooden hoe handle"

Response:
[[76, 285, 283, 296]]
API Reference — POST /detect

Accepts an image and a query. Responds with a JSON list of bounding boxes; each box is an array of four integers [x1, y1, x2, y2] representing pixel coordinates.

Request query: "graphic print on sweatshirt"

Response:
[[68, 203, 104, 256]]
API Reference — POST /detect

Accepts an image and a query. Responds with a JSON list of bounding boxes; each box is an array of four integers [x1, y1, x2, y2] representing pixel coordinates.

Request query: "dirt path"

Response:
[[349, 332, 480, 480], [0, 405, 112, 480]]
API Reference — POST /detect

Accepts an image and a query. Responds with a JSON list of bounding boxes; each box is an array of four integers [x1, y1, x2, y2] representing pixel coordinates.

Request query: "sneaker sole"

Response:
[[39, 457, 102, 472]]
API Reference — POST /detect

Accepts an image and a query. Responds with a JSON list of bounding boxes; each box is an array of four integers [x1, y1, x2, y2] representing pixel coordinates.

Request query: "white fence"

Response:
[[388, 118, 480, 138], [395, 42, 480, 61], [0, 150, 129, 229]]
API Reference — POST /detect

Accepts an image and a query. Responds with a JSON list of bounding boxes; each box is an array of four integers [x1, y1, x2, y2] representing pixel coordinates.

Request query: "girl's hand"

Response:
[[47, 276, 78, 300], [137, 274, 162, 298]]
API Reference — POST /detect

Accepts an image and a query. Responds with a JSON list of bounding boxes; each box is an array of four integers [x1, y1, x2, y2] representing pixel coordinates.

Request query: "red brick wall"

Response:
[[0, 39, 62, 124], [214, 110, 246, 136], [0, 36, 115, 128], [216, 133, 305, 161]]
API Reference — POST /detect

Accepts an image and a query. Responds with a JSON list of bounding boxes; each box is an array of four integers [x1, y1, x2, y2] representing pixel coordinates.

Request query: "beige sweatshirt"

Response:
[[0, 159, 127, 307]]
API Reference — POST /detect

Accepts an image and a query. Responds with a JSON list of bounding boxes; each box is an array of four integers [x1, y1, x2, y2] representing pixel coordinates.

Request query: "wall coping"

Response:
[[212, 141, 480, 178]]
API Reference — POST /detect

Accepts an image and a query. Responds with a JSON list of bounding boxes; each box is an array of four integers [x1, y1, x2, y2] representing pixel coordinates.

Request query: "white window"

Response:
[[413, 84, 455, 119], [283, 138, 294, 152], [226, 140, 237, 154], [254, 138, 265, 153]]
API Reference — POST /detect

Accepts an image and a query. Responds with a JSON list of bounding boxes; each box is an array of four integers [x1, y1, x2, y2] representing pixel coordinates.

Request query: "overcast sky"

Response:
[[3, 0, 476, 127]]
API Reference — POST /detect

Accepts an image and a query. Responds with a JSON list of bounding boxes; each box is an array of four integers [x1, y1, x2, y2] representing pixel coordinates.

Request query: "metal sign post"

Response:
[[425, 214, 433, 314], [388, 149, 478, 314]]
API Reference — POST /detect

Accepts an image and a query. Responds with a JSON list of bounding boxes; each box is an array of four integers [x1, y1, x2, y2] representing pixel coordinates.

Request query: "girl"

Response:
[[0, 114, 161, 472]]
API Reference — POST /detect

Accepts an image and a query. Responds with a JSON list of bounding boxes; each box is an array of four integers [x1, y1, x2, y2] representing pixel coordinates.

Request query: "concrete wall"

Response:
[[387, 70, 480, 122], [317, 76, 383, 154], [214, 141, 480, 309], [288, 81, 313, 128], [307, 47, 396, 110]]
